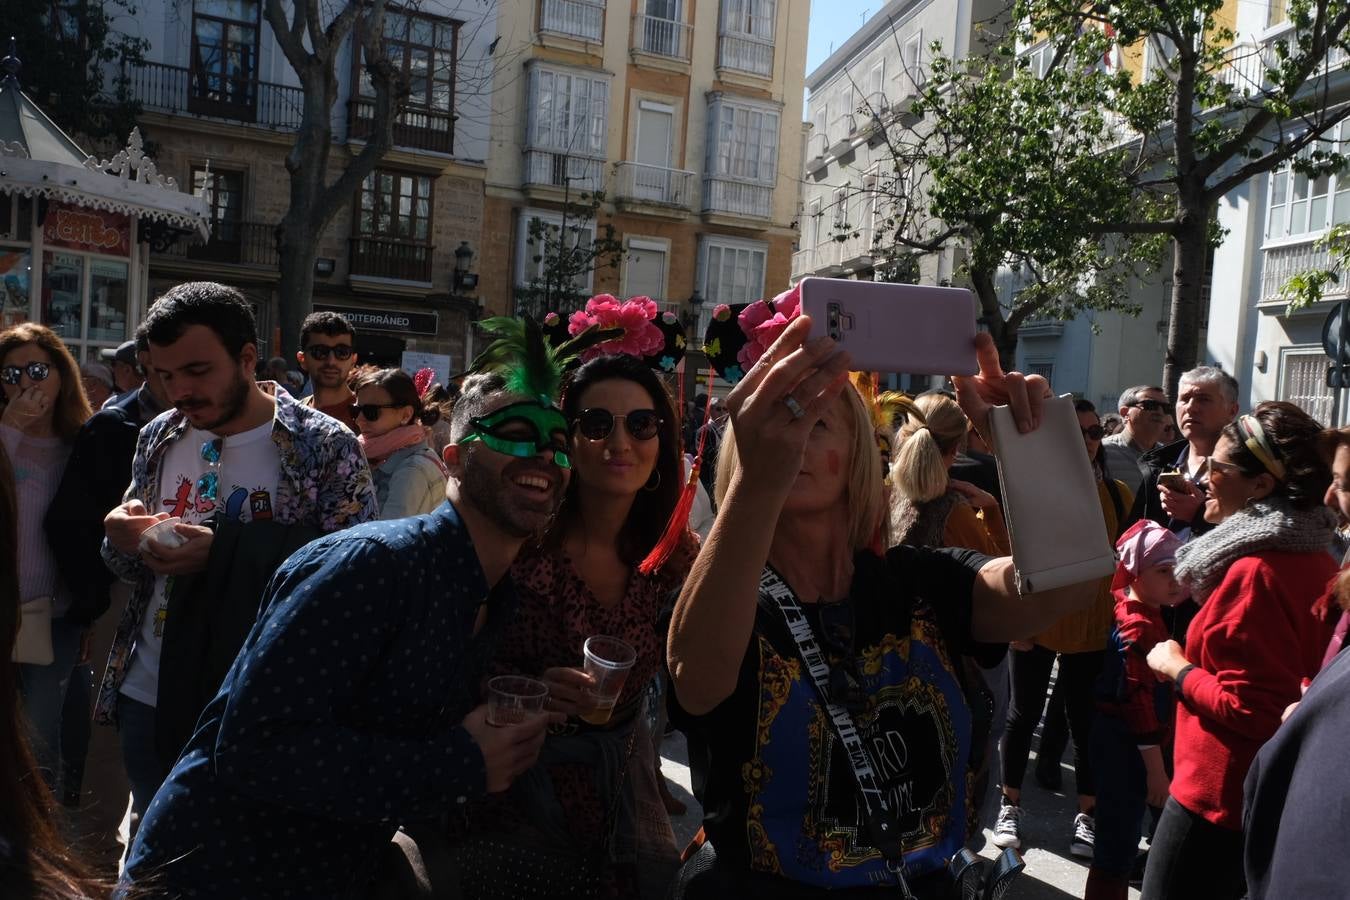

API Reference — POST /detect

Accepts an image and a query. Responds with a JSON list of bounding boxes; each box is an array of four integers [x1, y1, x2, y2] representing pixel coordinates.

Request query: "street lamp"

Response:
[[454, 241, 478, 293]]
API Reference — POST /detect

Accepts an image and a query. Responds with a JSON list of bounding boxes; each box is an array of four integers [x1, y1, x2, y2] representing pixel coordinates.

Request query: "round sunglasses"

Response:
[[1, 361, 51, 385], [1082, 424, 1105, 441], [350, 402, 404, 420], [574, 408, 662, 442]]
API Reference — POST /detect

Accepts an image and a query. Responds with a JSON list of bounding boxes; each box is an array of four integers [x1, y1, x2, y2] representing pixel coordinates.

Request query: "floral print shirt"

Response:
[[96, 382, 378, 724]]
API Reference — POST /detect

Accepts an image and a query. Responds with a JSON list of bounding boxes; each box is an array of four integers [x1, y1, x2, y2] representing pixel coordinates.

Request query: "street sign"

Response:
[[1323, 304, 1347, 359]]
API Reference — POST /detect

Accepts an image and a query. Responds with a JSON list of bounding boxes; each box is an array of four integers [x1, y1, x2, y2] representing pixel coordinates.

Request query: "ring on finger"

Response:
[[783, 394, 806, 419]]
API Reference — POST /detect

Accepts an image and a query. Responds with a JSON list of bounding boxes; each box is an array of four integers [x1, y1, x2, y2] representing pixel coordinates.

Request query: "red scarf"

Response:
[[358, 424, 435, 469]]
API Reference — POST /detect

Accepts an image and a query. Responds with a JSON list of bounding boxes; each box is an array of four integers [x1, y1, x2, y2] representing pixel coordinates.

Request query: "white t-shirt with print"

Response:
[[119, 420, 281, 707]]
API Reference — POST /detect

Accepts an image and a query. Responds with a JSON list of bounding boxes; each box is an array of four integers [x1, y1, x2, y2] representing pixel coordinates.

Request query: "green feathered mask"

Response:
[[467, 315, 618, 405]]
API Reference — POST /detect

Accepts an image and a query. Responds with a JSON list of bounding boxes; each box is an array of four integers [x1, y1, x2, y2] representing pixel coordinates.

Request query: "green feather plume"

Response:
[[467, 316, 622, 402]]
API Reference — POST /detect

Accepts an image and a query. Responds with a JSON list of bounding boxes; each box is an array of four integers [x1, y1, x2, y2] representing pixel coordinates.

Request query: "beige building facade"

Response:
[[479, 0, 809, 344], [115, 0, 497, 370]]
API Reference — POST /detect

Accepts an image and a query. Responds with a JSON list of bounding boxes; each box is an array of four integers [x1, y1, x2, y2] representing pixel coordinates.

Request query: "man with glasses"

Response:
[[296, 310, 360, 431], [98, 283, 378, 849], [1103, 385, 1169, 493]]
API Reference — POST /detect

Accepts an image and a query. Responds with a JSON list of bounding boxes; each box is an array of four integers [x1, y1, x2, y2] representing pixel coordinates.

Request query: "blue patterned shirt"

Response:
[[96, 382, 379, 724], [121, 501, 510, 898]]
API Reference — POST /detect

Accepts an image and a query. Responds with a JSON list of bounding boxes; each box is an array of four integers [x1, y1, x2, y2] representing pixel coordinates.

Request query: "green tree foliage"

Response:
[[1016, 0, 1350, 397], [11, 0, 148, 145], [855, 47, 1165, 367]]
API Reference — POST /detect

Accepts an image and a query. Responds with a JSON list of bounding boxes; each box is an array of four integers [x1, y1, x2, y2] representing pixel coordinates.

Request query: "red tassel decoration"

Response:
[[639, 375, 715, 576]]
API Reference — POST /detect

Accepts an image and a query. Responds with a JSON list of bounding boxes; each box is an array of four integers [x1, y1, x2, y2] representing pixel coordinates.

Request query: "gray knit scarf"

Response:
[[1175, 497, 1336, 603]]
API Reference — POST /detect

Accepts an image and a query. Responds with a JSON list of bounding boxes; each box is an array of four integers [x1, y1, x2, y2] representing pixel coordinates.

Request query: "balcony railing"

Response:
[[347, 98, 454, 154], [613, 162, 696, 208], [1219, 35, 1350, 97], [349, 236, 433, 283], [806, 132, 830, 160], [829, 112, 857, 151], [717, 32, 774, 77], [124, 60, 304, 129], [632, 14, 693, 61], [540, 0, 605, 42], [703, 176, 773, 219], [161, 221, 278, 268], [1261, 238, 1342, 303], [791, 246, 822, 277], [524, 149, 606, 193]]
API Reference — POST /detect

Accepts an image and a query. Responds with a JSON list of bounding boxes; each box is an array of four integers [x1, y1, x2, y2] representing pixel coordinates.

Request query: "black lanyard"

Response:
[[757, 566, 915, 899]]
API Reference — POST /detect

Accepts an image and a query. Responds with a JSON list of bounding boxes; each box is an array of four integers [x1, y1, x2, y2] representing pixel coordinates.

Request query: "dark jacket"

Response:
[[155, 518, 323, 770], [1124, 438, 1214, 538], [42, 387, 152, 625]]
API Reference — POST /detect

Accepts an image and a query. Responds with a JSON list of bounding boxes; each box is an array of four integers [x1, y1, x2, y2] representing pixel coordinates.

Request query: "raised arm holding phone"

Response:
[[666, 305, 1108, 899]]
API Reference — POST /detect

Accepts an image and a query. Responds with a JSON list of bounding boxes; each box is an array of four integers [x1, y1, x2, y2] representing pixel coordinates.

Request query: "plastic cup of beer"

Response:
[[486, 675, 549, 727], [579, 636, 637, 725]]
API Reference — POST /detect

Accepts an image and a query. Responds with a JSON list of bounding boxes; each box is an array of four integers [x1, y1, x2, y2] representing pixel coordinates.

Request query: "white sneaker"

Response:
[[992, 799, 1022, 849], [1070, 812, 1095, 859]]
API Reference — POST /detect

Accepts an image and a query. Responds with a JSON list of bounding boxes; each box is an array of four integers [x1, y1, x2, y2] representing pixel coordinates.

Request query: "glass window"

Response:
[[0, 249, 31, 329], [193, 167, 245, 242], [357, 169, 433, 241], [702, 239, 766, 305], [625, 243, 667, 300], [191, 0, 259, 107], [42, 252, 85, 342], [88, 259, 129, 344], [708, 100, 779, 184], [722, 0, 775, 39], [530, 66, 609, 158], [361, 9, 457, 114], [517, 212, 595, 292], [902, 33, 925, 92]]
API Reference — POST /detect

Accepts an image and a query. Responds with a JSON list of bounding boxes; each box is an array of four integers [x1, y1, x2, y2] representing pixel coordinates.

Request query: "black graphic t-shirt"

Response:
[[671, 545, 995, 889]]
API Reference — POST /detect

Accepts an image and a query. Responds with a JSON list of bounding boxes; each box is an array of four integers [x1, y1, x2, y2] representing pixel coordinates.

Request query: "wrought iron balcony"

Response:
[[162, 221, 278, 268], [703, 176, 773, 220], [717, 32, 774, 77], [523, 149, 606, 193], [347, 98, 454, 154], [124, 60, 303, 129], [613, 162, 696, 209], [349, 236, 433, 283], [539, 0, 606, 42], [632, 14, 693, 61]]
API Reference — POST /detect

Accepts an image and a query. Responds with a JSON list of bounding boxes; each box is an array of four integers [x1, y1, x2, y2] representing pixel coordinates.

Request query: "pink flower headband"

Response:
[[703, 282, 801, 383]]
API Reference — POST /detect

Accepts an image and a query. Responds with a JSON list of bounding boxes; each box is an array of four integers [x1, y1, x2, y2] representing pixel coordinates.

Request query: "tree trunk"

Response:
[[276, 213, 319, 359], [969, 264, 1019, 371], [1162, 205, 1210, 401]]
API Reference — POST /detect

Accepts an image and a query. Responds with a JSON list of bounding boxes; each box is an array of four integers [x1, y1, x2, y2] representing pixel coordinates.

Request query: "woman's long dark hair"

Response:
[[551, 355, 682, 566], [351, 366, 443, 427], [0, 323, 92, 441], [1076, 398, 1126, 536], [0, 445, 96, 898]]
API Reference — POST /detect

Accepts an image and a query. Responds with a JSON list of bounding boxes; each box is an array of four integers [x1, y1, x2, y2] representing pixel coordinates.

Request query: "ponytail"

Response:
[[889, 393, 970, 503]]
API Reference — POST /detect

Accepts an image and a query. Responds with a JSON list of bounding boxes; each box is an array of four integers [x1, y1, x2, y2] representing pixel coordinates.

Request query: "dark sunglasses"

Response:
[[304, 344, 354, 361], [818, 601, 868, 715], [350, 402, 403, 420], [1131, 399, 1166, 413], [1082, 424, 1105, 440], [574, 408, 662, 442], [1, 361, 51, 385]]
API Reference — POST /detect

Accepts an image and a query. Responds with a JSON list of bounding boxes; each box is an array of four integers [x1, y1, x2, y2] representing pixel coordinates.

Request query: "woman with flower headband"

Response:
[[667, 288, 1113, 898], [350, 366, 450, 519], [449, 295, 696, 899], [1140, 401, 1337, 900]]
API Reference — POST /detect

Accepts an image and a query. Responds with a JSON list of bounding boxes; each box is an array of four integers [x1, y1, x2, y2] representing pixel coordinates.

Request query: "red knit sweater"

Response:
[[1172, 550, 1337, 829]]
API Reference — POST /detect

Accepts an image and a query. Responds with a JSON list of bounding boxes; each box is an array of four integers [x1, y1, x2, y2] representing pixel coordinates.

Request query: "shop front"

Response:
[[0, 50, 209, 355]]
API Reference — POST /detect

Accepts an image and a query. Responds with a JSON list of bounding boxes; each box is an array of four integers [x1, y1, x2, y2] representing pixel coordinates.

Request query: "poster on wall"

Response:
[[401, 351, 451, 389], [0, 249, 30, 329], [42, 201, 132, 257]]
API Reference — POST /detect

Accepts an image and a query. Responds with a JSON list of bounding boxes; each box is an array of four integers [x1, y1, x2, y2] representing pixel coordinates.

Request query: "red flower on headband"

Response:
[[737, 283, 802, 370], [568, 294, 665, 361], [413, 367, 435, 397]]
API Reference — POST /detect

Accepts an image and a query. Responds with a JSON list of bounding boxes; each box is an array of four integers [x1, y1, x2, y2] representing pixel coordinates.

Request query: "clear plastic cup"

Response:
[[138, 516, 189, 553], [579, 636, 637, 725], [486, 675, 549, 727]]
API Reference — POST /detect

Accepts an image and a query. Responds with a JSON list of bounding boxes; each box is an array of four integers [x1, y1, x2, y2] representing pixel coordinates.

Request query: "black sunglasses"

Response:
[[818, 601, 868, 715], [1082, 424, 1104, 440], [350, 402, 403, 420], [1, 361, 51, 385], [574, 408, 663, 442], [1131, 399, 1166, 413], [305, 344, 354, 361]]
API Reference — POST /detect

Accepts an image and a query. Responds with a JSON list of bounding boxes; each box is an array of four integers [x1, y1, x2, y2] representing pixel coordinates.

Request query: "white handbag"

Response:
[[12, 596, 54, 665]]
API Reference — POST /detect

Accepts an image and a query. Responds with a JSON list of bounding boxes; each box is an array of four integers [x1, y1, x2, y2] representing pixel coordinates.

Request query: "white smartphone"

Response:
[[799, 277, 979, 375]]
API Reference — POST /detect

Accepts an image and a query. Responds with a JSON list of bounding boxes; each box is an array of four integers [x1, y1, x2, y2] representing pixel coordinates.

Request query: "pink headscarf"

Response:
[[1112, 519, 1184, 590]]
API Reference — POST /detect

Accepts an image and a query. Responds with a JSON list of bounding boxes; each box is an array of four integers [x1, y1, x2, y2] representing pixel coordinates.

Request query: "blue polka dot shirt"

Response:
[[122, 501, 509, 898]]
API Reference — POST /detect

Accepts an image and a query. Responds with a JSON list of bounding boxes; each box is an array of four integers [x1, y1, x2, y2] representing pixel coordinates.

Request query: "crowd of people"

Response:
[[2, 279, 1347, 900]]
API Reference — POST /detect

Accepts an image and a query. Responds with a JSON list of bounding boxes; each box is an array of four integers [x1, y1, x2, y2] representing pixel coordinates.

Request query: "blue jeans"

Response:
[[18, 615, 83, 789], [1090, 713, 1147, 876], [116, 694, 168, 847]]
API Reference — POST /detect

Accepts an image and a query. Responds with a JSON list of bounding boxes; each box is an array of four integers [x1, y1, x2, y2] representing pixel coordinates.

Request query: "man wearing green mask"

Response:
[[121, 320, 587, 899]]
